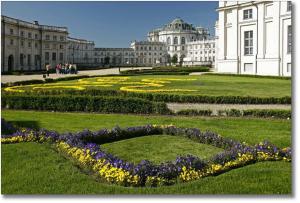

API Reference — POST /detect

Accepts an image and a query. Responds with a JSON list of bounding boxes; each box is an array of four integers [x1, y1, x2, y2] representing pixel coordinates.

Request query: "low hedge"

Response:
[[218, 109, 291, 119], [13, 89, 291, 104], [120, 66, 210, 75], [176, 109, 212, 116], [1, 94, 171, 115]]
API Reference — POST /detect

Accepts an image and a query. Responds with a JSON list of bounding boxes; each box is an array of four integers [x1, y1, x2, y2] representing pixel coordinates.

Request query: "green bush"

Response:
[[243, 109, 291, 119], [176, 109, 212, 116], [14, 89, 291, 105], [1, 94, 171, 115], [120, 66, 210, 75]]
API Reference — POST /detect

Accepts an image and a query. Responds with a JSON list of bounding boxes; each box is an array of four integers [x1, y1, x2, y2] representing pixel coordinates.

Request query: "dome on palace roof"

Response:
[[163, 18, 196, 31]]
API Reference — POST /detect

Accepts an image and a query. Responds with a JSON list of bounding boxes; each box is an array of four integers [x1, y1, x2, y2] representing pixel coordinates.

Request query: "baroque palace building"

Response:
[[1, 15, 68, 72], [147, 18, 211, 62], [67, 37, 95, 66], [1, 15, 216, 72], [216, 1, 292, 76]]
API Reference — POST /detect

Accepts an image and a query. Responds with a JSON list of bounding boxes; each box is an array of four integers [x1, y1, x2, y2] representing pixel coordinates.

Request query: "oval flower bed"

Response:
[[3, 77, 197, 94], [1, 119, 291, 187]]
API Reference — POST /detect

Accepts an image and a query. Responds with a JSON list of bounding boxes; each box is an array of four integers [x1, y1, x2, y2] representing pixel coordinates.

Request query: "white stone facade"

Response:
[[183, 39, 216, 66], [147, 18, 210, 60], [1, 15, 68, 72], [216, 1, 292, 76], [67, 37, 95, 66], [94, 48, 136, 66], [130, 41, 168, 66]]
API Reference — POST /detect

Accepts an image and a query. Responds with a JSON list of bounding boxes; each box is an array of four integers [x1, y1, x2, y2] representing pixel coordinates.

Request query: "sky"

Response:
[[1, 1, 218, 48]]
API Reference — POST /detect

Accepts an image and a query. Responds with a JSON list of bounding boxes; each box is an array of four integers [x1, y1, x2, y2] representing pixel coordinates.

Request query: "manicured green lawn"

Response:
[[6, 74, 291, 97], [2, 110, 291, 147], [1, 110, 292, 194], [101, 135, 223, 164]]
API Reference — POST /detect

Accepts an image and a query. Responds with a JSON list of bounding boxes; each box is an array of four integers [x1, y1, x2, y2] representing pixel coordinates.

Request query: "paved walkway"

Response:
[[167, 103, 291, 114], [1, 67, 153, 84]]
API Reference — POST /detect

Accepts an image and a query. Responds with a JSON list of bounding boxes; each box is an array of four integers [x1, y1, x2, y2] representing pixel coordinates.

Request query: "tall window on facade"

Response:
[[45, 52, 49, 61], [46, 35, 50, 40], [28, 33, 32, 38], [20, 54, 24, 66], [167, 37, 171, 45], [10, 29, 13, 35], [287, 1, 292, 11], [10, 39, 14, 45], [244, 30, 253, 55], [59, 53, 64, 61], [182, 46, 185, 51], [287, 25, 292, 54], [27, 55, 31, 66], [181, 37, 185, 44], [52, 53, 56, 61], [243, 9, 253, 20], [21, 41, 24, 47], [173, 37, 178, 45]]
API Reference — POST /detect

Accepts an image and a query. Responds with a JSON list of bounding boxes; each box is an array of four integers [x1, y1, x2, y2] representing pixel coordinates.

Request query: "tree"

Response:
[[179, 54, 185, 67], [166, 54, 171, 65], [171, 54, 178, 65]]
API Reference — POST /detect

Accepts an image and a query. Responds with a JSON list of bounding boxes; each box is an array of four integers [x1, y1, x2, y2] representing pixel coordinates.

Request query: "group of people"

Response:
[[55, 63, 78, 75]]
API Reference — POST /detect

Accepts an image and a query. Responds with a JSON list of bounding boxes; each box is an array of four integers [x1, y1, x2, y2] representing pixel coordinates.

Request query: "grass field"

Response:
[[5, 74, 291, 97], [1, 110, 292, 194], [101, 135, 223, 164]]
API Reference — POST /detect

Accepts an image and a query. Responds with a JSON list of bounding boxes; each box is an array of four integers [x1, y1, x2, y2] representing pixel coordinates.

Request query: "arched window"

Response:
[[167, 37, 171, 45], [173, 37, 178, 45], [181, 37, 185, 44]]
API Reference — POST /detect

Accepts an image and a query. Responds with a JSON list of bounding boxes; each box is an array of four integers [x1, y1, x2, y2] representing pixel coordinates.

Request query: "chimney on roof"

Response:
[[34, 21, 39, 25]]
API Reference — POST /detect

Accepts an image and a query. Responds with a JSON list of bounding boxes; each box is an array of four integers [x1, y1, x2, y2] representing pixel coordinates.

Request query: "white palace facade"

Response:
[[216, 1, 292, 76], [1, 15, 68, 72]]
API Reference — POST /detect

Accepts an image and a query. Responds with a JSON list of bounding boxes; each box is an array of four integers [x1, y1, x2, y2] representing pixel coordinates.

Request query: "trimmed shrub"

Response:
[[243, 109, 291, 119], [176, 109, 212, 116], [10, 89, 291, 105], [120, 66, 210, 75], [1, 94, 171, 115]]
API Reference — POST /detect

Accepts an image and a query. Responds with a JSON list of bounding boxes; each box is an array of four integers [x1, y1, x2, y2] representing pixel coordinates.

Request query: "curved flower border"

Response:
[[1, 119, 291, 187]]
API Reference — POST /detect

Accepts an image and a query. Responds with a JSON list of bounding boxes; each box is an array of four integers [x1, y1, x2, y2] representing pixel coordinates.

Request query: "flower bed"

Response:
[[1, 119, 291, 187]]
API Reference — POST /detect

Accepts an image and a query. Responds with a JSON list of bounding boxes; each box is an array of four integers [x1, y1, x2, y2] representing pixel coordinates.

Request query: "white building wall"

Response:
[[216, 1, 292, 76]]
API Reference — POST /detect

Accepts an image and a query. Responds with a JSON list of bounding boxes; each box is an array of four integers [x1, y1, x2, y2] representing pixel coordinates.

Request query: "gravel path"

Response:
[[1, 67, 153, 84], [168, 103, 291, 114]]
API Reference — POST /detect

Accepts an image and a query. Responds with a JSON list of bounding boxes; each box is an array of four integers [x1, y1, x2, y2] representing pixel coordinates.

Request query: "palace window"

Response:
[[45, 52, 49, 61], [167, 37, 171, 45], [10, 39, 14, 45], [52, 44, 57, 49], [27, 54, 31, 66], [60, 44, 64, 49], [35, 34, 38, 39], [45, 35, 50, 40], [52, 52, 56, 61], [59, 53, 64, 61], [173, 37, 178, 45], [35, 43, 38, 48], [287, 1, 292, 11], [149, 46, 152, 50], [60, 36, 65, 41], [21, 41, 24, 47], [244, 30, 253, 55], [53, 35, 57, 41], [20, 31, 24, 37], [160, 46, 162, 50], [175, 46, 177, 51], [28, 42, 32, 48], [10, 29, 13, 35], [243, 9, 253, 20], [20, 54, 24, 66], [28, 32, 32, 38], [182, 46, 185, 51], [181, 37, 185, 44], [288, 25, 292, 53]]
